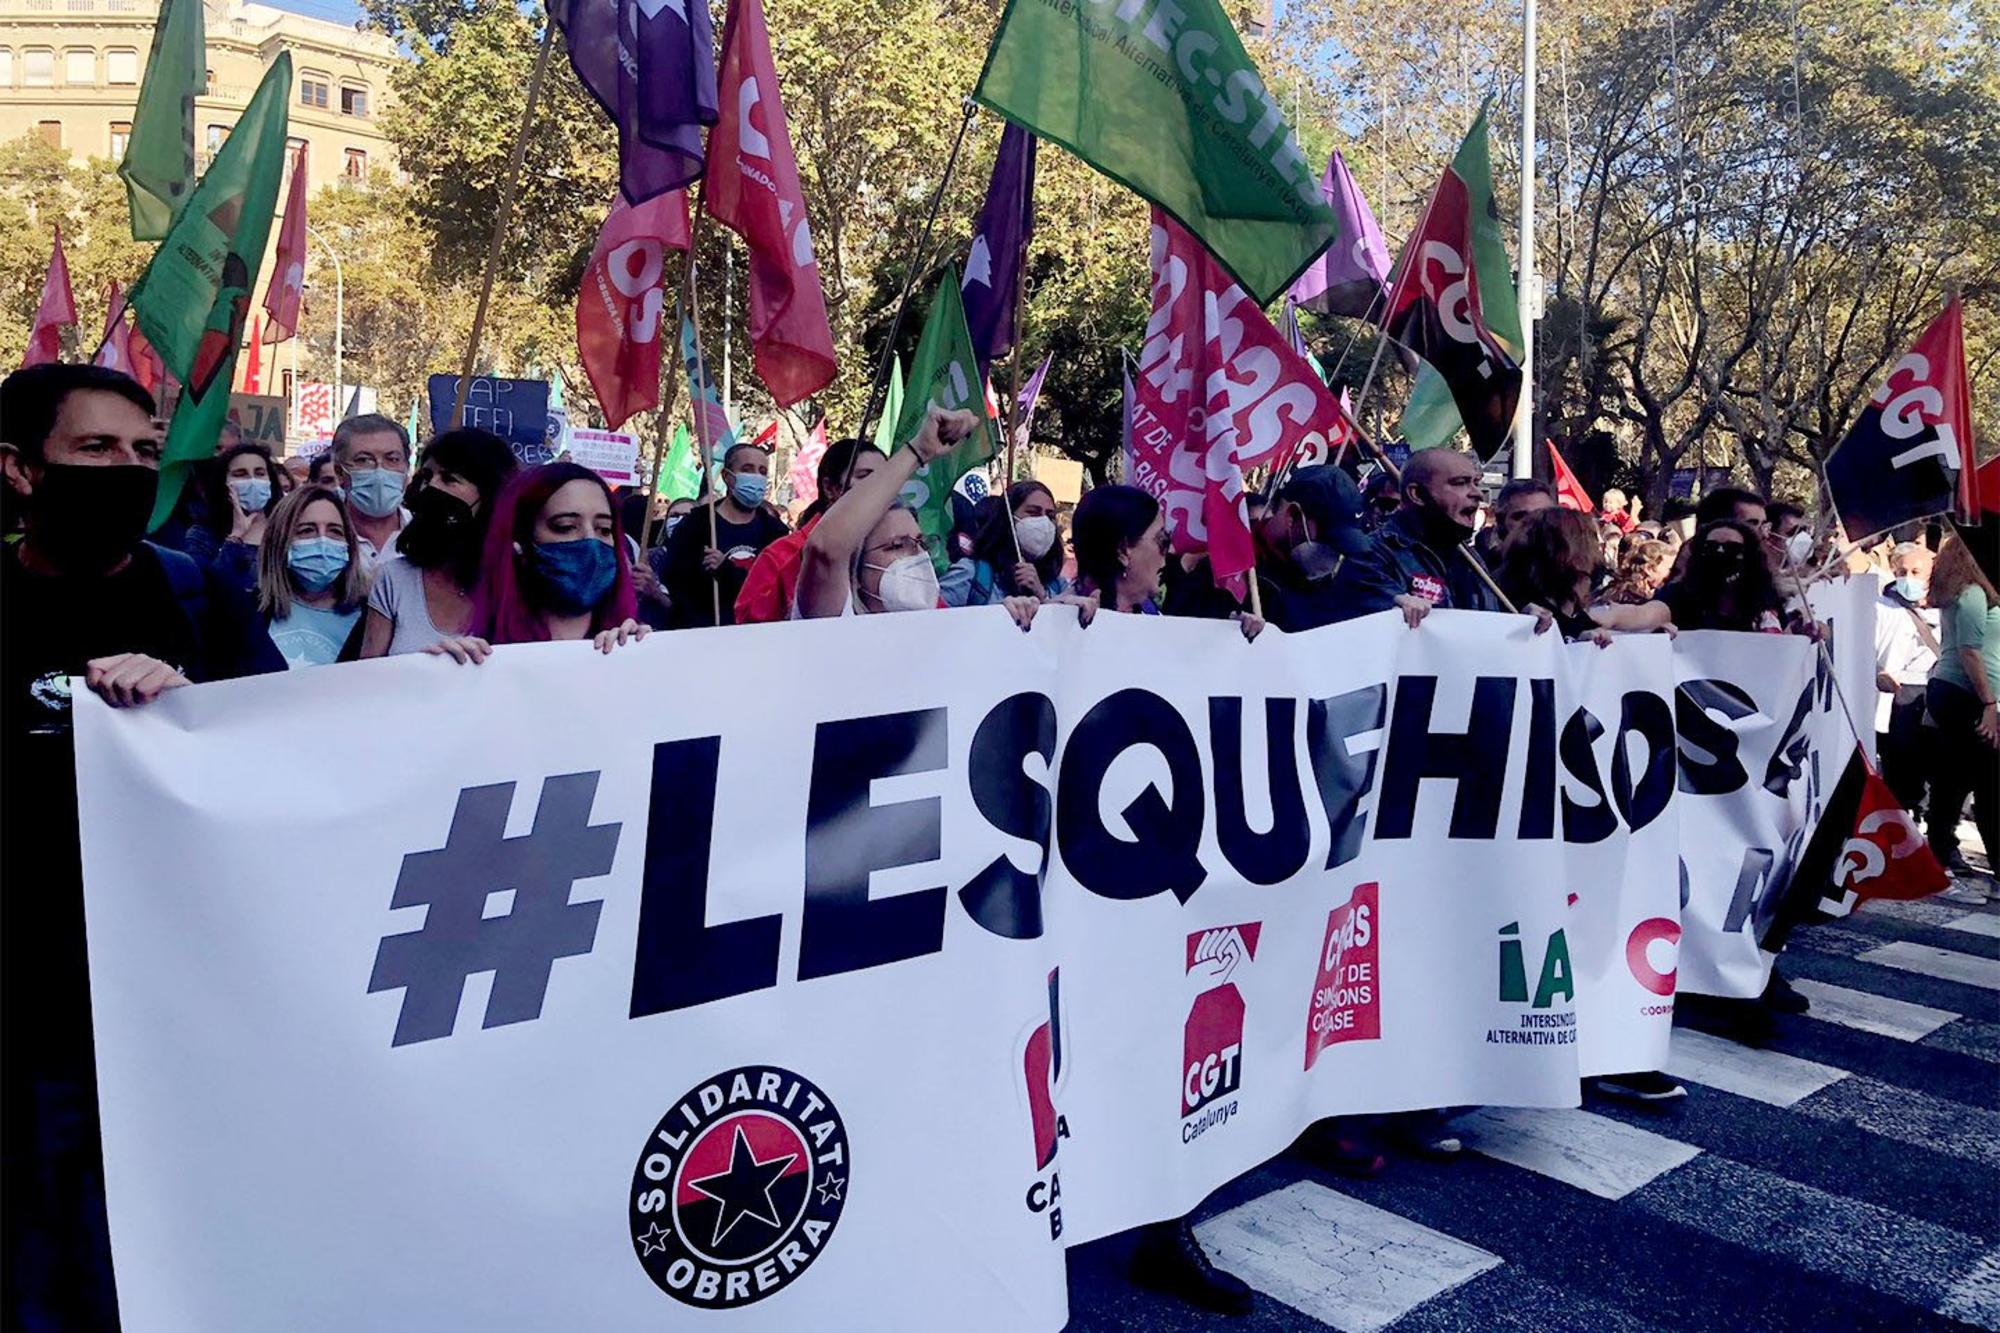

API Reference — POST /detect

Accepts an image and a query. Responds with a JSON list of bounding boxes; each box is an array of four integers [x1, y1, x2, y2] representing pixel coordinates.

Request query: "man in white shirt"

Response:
[[1875, 541, 1939, 814], [332, 414, 414, 570]]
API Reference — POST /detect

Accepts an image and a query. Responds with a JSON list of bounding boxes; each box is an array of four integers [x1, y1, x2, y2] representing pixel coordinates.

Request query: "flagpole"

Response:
[[639, 256, 688, 553], [682, 202, 724, 626], [451, 19, 558, 428], [1001, 244, 1032, 565], [1511, 0, 1538, 480], [846, 97, 979, 484]]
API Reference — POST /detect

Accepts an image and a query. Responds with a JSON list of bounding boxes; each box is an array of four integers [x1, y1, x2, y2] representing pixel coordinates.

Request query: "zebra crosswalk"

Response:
[[1062, 893, 2000, 1332]]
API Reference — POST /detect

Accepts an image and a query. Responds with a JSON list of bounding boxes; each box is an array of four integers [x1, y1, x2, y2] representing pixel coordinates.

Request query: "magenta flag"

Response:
[[705, 0, 836, 406], [262, 147, 308, 342], [575, 190, 692, 431], [1289, 151, 1391, 321], [23, 226, 75, 368]]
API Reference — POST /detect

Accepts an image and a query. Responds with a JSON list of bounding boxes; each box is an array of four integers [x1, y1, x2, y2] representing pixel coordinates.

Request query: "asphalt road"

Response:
[[1063, 876, 2000, 1332]]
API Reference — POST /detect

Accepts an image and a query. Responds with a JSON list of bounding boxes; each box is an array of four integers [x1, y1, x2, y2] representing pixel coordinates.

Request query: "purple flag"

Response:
[[1289, 150, 1391, 321], [1119, 350, 1136, 481], [961, 124, 1037, 372], [1012, 352, 1051, 449], [553, 0, 714, 202]]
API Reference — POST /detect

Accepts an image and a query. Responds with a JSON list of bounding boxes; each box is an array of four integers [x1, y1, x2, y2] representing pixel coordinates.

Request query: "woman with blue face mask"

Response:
[[183, 442, 284, 594], [426, 462, 648, 665], [254, 483, 369, 668]]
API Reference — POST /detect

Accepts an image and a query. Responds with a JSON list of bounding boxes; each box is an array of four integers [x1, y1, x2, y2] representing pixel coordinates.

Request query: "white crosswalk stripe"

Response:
[[1452, 1107, 1700, 1200], [1194, 1182, 1501, 1333], [1789, 978, 1960, 1040], [1664, 1027, 1848, 1107], [1858, 940, 2000, 991], [1943, 912, 2000, 941], [1942, 1248, 2000, 1331]]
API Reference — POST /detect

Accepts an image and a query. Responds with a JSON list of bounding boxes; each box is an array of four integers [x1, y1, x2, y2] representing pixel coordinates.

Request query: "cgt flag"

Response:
[[1549, 439, 1593, 512], [891, 265, 998, 571], [553, 0, 715, 201], [1824, 298, 1975, 545], [706, 0, 837, 406], [1400, 107, 1523, 454], [128, 54, 292, 528], [1383, 110, 1522, 462], [21, 226, 75, 368], [577, 190, 692, 430], [974, 0, 1336, 304], [962, 124, 1037, 374], [1131, 213, 1361, 596]]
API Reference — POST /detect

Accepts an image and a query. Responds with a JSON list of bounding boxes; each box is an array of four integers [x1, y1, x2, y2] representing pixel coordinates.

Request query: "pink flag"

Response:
[[22, 226, 76, 368], [263, 147, 309, 342], [576, 190, 692, 431], [705, 0, 835, 406], [94, 280, 132, 375], [1131, 212, 1363, 597], [788, 417, 828, 506], [242, 315, 264, 393]]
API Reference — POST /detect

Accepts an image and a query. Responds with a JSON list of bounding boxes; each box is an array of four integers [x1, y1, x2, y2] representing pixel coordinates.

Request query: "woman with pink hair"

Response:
[[427, 461, 648, 663]]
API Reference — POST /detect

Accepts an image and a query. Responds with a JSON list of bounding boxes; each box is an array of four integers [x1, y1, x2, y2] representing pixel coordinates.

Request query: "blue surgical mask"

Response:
[[230, 477, 272, 513], [729, 472, 769, 508], [346, 467, 406, 519], [525, 537, 619, 614], [286, 536, 349, 593], [1893, 575, 1925, 604]]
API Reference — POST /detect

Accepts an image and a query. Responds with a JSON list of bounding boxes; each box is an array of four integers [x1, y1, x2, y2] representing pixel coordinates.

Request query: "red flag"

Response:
[[22, 226, 76, 368], [787, 417, 827, 506], [576, 190, 692, 431], [128, 324, 166, 399], [94, 281, 132, 374], [1548, 439, 1594, 512], [1131, 211, 1362, 598], [1836, 763, 1950, 906], [1825, 298, 1976, 542], [241, 316, 264, 393], [749, 418, 778, 450], [263, 147, 309, 342], [705, 0, 836, 406]]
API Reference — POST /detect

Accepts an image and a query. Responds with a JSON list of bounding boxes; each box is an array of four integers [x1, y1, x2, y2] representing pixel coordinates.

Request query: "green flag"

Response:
[[975, 0, 1335, 303], [872, 356, 906, 453], [131, 54, 292, 528], [1400, 105, 1522, 451], [893, 267, 997, 571], [657, 423, 707, 501], [119, 0, 207, 240]]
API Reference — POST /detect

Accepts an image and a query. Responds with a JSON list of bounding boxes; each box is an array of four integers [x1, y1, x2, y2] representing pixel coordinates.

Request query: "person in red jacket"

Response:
[[735, 438, 886, 624]]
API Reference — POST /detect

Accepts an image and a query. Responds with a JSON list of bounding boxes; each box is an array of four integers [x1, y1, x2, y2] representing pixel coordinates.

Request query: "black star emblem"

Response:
[[636, 1222, 671, 1256], [816, 1172, 845, 1205], [687, 1125, 799, 1248]]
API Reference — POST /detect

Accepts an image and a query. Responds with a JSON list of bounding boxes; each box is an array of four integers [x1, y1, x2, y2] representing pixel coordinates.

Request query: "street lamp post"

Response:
[[306, 225, 344, 421], [1513, 0, 1538, 480]]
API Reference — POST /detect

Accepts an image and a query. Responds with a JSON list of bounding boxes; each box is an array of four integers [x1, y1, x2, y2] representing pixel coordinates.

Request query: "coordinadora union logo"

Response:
[[629, 1066, 849, 1309]]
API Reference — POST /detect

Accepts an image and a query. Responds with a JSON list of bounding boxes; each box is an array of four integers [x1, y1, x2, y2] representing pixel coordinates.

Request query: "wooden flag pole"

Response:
[[680, 201, 725, 626], [1348, 428, 1518, 614], [1001, 269, 1032, 565], [451, 20, 558, 428], [637, 254, 689, 553]]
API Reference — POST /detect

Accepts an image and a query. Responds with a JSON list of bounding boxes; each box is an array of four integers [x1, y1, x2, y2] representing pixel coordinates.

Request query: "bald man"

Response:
[[1347, 448, 1502, 612]]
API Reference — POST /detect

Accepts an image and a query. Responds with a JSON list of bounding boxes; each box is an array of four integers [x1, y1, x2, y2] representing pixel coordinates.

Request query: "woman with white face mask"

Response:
[[940, 480, 1070, 607], [795, 407, 1039, 629]]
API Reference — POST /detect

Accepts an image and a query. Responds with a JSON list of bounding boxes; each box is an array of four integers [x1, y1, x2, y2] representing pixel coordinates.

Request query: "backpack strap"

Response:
[[972, 560, 996, 603]]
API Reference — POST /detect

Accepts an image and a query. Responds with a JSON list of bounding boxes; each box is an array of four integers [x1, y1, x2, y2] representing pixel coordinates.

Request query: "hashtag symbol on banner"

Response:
[[368, 773, 621, 1047]]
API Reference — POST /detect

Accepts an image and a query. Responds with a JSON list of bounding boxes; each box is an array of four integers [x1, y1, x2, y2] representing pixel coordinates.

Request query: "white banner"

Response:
[[75, 595, 1873, 1331], [567, 427, 642, 486]]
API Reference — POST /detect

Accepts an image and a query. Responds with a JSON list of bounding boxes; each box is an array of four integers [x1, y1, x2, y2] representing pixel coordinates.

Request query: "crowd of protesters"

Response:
[[3, 365, 1995, 1323]]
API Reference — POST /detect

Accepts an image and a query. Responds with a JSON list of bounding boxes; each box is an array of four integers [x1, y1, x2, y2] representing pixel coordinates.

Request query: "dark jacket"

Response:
[[1344, 508, 1502, 613]]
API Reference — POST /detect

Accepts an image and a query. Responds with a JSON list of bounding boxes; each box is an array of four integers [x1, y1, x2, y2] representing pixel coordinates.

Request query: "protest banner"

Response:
[[75, 594, 1872, 1330], [427, 373, 553, 464], [567, 426, 643, 486], [226, 393, 286, 451]]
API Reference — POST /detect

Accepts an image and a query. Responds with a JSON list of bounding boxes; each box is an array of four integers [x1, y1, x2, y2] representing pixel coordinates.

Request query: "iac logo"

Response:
[[1182, 923, 1261, 1143]]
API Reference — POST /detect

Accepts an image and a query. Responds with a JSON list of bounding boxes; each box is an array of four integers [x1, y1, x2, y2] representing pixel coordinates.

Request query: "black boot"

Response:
[[1129, 1217, 1253, 1316], [1762, 967, 1811, 1015]]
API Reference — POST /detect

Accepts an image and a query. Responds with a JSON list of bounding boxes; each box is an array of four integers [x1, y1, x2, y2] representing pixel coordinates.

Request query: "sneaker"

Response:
[[1762, 968, 1811, 1015], [1129, 1218, 1253, 1316], [1587, 1071, 1688, 1103], [1379, 1112, 1464, 1160], [1940, 880, 1992, 905]]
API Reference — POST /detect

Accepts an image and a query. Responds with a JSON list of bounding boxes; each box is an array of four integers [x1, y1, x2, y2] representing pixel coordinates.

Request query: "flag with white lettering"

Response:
[[577, 190, 692, 430], [1289, 150, 1390, 321], [553, 0, 715, 202], [1824, 298, 1975, 545]]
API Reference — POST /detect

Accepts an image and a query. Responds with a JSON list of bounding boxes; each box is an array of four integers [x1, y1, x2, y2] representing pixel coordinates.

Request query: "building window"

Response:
[[206, 123, 226, 154], [106, 47, 137, 84], [23, 48, 54, 87], [36, 120, 62, 148], [64, 48, 92, 84], [340, 84, 368, 117], [284, 136, 307, 177], [300, 76, 329, 109], [0, 50, 13, 87], [343, 148, 366, 180], [110, 120, 130, 157]]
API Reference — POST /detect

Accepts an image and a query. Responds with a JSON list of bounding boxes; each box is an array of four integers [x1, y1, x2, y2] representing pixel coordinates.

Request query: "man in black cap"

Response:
[[1260, 464, 1433, 631]]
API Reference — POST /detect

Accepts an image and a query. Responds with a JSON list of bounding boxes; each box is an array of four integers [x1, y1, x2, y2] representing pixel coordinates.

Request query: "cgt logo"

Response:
[[1018, 969, 1068, 1241], [1183, 924, 1261, 1125]]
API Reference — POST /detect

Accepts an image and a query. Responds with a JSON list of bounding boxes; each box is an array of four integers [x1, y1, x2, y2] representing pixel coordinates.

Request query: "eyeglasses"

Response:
[[866, 533, 937, 561]]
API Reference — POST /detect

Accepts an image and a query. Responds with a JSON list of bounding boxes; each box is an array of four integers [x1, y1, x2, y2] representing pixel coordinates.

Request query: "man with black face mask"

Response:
[[1346, 447, 1502, 612], [0, 363, 283, 1329], [1257, 465, 1435, 631]]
